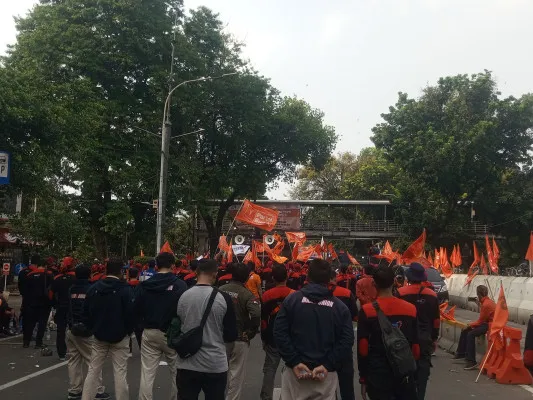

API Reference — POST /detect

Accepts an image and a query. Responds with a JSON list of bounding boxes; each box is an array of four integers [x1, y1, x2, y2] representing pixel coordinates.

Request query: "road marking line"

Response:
[[0, 361, 67, 391], [0, 334, 22, 342], [520, 385, 533, 395]]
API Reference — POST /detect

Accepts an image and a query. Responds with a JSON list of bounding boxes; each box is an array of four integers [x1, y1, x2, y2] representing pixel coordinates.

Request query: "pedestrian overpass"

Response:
[[194, 199, 491, 245]]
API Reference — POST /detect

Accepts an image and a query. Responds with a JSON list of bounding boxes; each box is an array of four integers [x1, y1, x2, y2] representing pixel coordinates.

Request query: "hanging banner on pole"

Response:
[[232, 245, 250, 255]]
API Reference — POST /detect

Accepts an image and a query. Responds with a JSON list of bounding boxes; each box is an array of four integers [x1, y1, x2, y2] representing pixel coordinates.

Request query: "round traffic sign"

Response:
[[2, 263, 10, 272]]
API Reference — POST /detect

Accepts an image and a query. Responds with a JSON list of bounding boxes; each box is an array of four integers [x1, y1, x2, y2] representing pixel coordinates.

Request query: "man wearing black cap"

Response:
[[398, 263, 440, 400]]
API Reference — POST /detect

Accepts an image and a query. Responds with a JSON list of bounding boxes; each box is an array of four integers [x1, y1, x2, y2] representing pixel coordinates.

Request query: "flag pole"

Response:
[[225, 199, 247, 237], [475, 341, 494, 383]]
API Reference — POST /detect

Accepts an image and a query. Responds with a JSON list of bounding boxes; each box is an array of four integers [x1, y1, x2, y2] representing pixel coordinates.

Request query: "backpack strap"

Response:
[[199, 288, 218, 329], [372, 300, 393, 334], [417, 285, 425, 301]]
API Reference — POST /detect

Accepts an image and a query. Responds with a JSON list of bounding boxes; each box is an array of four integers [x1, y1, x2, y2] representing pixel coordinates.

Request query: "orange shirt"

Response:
[[246, 272, 262, 299], [471, 296, 496, 328]]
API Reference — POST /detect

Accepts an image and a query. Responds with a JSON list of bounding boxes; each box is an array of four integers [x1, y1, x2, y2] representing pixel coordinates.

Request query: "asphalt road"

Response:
[[1, 330, 533, 400]]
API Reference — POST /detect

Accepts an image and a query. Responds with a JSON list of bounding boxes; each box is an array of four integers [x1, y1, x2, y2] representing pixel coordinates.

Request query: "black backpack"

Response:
[[169, 288, 218, 359], [68, 287, 92, 338], [372, 301, 417, 380]]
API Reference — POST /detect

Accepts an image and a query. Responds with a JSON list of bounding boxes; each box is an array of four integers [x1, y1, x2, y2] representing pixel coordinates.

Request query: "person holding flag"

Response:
[[454, 285, 496, 370]]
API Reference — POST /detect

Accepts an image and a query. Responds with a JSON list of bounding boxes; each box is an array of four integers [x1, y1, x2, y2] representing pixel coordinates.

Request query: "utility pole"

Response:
[[156, 120, 171, 254]]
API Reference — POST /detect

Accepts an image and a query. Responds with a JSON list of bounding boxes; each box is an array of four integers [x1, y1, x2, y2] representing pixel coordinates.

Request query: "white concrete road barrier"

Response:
[[446, 274, 533, 325]]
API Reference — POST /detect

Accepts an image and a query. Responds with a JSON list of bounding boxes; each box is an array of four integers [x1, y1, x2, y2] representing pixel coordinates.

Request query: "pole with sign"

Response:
[[2, 263, 10, 292]]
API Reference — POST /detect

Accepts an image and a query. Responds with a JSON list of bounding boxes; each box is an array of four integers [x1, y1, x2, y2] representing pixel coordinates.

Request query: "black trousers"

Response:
[[456, 323, 488, 363], [54, 309, 68, 357], [176, 369, 227, 400], [23, 305, 50, 346], [416, 355, 431, 400], [338, 356, 355, 400], [367, 375, 418, 400]]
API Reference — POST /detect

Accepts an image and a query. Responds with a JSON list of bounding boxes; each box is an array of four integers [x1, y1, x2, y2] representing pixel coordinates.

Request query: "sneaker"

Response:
[[67, 392, 82, 400], [464, 361, 479, 370], [95, 393, 111, 400], [452, 354, 465, 360], [59, 356, 66, 361]]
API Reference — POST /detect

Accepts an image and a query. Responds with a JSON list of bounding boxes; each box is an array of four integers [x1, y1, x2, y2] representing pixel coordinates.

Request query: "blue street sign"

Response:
[[0, 151, 11, 185]]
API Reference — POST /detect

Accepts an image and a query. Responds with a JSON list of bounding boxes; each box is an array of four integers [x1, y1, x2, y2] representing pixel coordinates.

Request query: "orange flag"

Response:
[[286, 232, 307, 244], [485, 234, 498, 274], [492, 237, 500, 263], [328, 243, 338, 260], [235, 200, 279, 231], [243, 250, 253, 264], [428, 252, 434, 266], [490, 284, 509, 350], [140, 249, 145, 257], [480, 254, 488, 275], [402, 229, 426, 262], [526, 233, 533, 261], [218, 235, 230, 252], [226, 240, 233, 263], [347, 252, 360, 266], [434, 249, 441, 270], [272, 255, 288, 264], [383, 241, 393, 256], [456, 244, 462, 266], [471, 241, 480, 268], [441, 249, 453, 278], [160, 241, 173, 254], [292, 242, 300, 262], [464, 270, 479, 286], [313, 244, 324, 259], [450, 246, 458, 267], [271, 240, 284, 256], [297, 246, 315, 262]]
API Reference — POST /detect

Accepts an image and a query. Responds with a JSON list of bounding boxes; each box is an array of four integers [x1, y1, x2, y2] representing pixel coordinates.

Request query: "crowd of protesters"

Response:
[[3, 246, 495, 400]]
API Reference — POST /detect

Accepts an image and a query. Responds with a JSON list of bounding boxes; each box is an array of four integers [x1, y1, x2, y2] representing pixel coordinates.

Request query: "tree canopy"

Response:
[[1, 1, 336, 258]]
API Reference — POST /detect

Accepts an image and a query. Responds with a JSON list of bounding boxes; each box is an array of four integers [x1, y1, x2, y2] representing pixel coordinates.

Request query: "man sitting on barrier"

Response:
[[454, 285, 496, 370]]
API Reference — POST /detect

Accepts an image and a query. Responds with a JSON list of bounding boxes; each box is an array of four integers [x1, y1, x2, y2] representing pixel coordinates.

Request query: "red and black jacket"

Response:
[[330, 284, 358, 321], [287, 272, 304, 291], [260, 285, 295, 346], [336, 273, 356, 294], [48, 271, 76, 310], [398, 283, 440, 347], [217, 273, 232, 287], [260, 267, 274, 292], [24, 267, 53, 307], [357, 297, 420, 385], [128, 279, 140, 287], [183, 272, 197, 288]]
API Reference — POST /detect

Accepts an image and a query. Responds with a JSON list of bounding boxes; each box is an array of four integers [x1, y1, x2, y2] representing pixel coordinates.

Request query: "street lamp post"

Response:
[[155, 73, 238, 254]]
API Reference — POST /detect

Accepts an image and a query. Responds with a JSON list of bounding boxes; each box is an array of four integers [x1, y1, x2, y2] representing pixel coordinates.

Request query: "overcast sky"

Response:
[[2, 0, 533, 199]]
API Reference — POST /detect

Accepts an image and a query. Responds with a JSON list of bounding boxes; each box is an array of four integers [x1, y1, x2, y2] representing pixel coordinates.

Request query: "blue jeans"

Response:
[[457, 323, 488, 363]]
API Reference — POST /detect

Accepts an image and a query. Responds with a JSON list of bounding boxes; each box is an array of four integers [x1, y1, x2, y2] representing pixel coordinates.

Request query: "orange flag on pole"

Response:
[[297, 246, 315, 262], [226, 240, 233, 263], [471, 241, 480, 268], [347, 252, 360, 266], [464, 270, 479, 286], [328, 243, 338, 260], [218, 235, 230, 252], [441, 248, 453, 278], [402, 229, 426, 262], [490, 283, 509, 350], [428, 252, 434, 266], [292, 242, 300, 262], [160, 241, 173, 254], [456, 244, 462, 266], [480, 254, 488, 275], [383, 241, 393, 256], [526, 232, 533, 261], [235, 200, 279, 231], [286, 232, 307, 244], [492, 237, 500, 264], [140, 249, 145, 257], [485, 234, 498, 274]]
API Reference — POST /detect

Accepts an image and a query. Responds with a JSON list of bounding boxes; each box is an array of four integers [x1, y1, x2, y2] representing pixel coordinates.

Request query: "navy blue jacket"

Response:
[[84, 277, 134, 343], [135, 272, 187, 332], [274, 283, 354, 371]]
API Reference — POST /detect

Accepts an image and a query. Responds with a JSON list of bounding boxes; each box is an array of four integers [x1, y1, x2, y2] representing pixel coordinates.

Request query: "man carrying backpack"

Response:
[[398, 263, 440, 400], [357, 265, 419, 400], [175, 259, 237, 400], [274, 259, 354, 400], [260, 263, 294, 400], [66, 264, 109, 400], [81, 259, 135, 400], [136, 251, 186, 400], [220, 263, 261, 400]]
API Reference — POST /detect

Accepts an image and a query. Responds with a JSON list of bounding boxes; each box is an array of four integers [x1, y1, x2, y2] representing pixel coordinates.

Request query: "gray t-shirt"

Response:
[[176, 284, 236, 373]]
